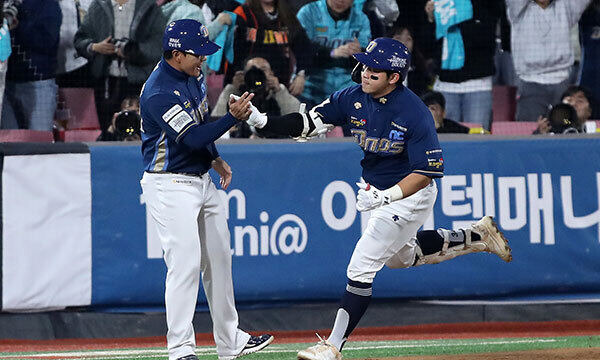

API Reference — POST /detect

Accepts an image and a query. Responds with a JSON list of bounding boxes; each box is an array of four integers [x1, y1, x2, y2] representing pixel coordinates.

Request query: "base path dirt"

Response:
[[374, 347, 600, 360]]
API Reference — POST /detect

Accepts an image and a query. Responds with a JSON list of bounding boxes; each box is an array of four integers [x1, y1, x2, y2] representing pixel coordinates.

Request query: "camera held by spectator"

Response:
[[97, 97, 141, 141], [113, 110, 141, 140], [239, 66, 280, 116], [547, 103, 580, 134], [212, 56, 301, 138]]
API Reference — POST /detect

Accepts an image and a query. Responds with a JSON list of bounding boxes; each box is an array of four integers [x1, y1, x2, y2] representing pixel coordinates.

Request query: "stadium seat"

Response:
[[491, 121, 538, 135], [64, 129, 102, 142], [0, 130, 54, 143], [492, 85, 517, 122], [56, 88, 100, 130], [206, 73, 224, 111]]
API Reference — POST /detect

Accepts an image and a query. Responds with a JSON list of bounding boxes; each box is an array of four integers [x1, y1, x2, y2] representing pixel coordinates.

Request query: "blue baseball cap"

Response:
[[163, 19, 220, 56], [353, 37, 411, 80]]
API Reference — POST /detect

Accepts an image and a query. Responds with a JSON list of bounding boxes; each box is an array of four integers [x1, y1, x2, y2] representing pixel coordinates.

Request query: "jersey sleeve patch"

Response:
[[167, 111, 194, 133], [162, 104, 183, 122]]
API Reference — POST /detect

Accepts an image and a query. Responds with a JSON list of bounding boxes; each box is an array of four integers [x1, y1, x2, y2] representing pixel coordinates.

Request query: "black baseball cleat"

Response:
[[176, 355, 198, 360], [237, 334, 274, 358]]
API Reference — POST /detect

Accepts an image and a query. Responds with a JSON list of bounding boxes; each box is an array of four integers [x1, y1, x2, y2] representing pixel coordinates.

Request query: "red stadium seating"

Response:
[[56, 88, 100, 130], [64, 129, 102, 142], [0, 130, 54, 143], [206, 74, 224, 111], [492, 85, 517, 122], [491, 121, 538, 135]]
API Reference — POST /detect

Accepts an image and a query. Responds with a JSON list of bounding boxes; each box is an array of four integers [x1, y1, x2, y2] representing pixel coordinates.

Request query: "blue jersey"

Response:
[[313, 85, 444, 189], [140, 60, 235, 175], [297, 0, 371, 102]]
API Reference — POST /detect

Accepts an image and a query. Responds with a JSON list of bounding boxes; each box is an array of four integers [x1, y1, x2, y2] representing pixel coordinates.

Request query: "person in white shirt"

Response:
[[56, 0, 93, 87], [506, 0, 591, 122]]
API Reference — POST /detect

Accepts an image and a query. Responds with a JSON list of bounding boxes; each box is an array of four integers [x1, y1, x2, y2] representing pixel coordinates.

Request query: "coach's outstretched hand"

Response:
[[228, 92, 254, 121]]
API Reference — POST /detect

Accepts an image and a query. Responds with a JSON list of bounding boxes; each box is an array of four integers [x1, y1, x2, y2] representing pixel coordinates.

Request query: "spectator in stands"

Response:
[[493, 0, 516, 87], [204, 0, 240, 14], [227, 0, 312, 97], [0, 0, 13, 119], [212, 56, 301, 138], [364, 0, 399, 38], [578, 0, 600, 118], [162, 0, 232, 36], [160, 0, 232, 76], [97, 96, 140, 141], [390, 25, 433, 97], [56, 0, 93, 88], [297, 0, 371, 109], [412, 1, 438, 66], [507, 0, 591, 123], [427, 0, 501, 131], [163, 0, 239, 13], [2, 0, 19, 30], [422, 91, 469, 134], [361, 0, 388, 39], [1, 0, 61, 131], [535, 85, 594, 134], [74, 0, 165, 131]]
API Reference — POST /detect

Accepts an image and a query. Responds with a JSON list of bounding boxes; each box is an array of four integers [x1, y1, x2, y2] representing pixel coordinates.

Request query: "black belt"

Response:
[[146, 170, 205, 177]]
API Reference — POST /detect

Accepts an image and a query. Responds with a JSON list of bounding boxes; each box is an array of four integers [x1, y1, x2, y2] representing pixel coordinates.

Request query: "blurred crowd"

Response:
[[0, 0, 599, 141]]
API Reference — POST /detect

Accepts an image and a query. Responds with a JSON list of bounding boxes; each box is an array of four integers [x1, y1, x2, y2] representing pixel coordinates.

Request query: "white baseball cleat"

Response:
[[297, 334, 342, 360], [471, 216, 512, 262]]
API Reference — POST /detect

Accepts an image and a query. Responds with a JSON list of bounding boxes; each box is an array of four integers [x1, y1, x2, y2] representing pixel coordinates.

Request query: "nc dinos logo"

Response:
[[366, 41, 377, 53]]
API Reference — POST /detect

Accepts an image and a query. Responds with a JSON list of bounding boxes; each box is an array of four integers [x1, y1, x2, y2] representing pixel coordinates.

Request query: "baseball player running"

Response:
[[139, 20, 273, 360], [242, 37, 512, 360]]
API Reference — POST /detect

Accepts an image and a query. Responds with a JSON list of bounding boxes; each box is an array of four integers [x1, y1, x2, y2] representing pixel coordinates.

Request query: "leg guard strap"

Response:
[[414, 229, 486, 266]]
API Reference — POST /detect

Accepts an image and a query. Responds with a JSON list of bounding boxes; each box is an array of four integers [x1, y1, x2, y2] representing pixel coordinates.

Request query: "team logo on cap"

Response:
[[388, 55, 407, 69], [200, 25, 209, 38], [366, 41, 377, 53]]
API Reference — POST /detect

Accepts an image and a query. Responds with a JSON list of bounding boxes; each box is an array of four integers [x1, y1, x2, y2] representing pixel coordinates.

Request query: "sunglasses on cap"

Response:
[[173, 50, 205, 59]]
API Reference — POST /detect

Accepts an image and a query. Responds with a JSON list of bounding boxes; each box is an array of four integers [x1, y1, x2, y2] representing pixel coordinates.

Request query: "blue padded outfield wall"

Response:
[[90, 138, 600, 307]]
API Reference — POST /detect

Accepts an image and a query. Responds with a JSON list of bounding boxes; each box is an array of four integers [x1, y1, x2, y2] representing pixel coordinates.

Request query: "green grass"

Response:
[[1, 336, 599, 359]]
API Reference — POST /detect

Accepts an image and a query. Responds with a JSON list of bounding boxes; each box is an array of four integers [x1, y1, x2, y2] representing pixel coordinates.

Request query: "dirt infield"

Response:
[[379, 347, 600, 360], [0, 320, 599, 358]]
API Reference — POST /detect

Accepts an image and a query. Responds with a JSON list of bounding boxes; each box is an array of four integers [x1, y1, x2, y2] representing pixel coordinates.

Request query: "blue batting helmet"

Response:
[[163, 19, 220, 56], [353, 37, 411, 80]]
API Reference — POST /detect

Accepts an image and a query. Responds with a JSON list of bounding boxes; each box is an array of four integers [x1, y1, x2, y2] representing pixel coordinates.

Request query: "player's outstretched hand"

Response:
[[356, 181, 390, 212], [229, 94, 267, 128], [228, 92, 254, 121], [211, 157, 232, 190]]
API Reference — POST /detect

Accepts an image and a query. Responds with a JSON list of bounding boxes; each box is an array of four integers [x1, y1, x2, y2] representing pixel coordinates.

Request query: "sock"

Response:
[[327, 279, 372, 351], [416, 229, 482, 256]]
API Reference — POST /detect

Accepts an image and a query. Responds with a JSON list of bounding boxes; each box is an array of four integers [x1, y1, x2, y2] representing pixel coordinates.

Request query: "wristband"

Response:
[[383, 185, 404, 202]]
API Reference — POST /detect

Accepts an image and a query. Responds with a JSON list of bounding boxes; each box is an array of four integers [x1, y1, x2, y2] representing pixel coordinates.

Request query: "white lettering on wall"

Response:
[[321, 180, 357, 231]]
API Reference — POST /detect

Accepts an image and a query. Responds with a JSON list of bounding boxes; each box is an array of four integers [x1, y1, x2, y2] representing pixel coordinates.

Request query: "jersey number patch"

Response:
[[162, 104, 194, 133]]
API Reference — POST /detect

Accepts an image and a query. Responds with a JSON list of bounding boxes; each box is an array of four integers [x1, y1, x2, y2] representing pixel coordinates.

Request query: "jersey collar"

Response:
[[160, 59, 189, 81], [372, 85, 403, 105]]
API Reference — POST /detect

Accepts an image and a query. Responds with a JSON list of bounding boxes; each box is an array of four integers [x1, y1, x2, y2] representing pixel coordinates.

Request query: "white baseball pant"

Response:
[[347, 181, 438, 283], [140, 172, 250, 360]]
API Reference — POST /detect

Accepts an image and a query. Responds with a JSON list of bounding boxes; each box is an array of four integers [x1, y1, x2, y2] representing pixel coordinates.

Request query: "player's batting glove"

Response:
[[230, 94, 267, 128], [356, 182, 392, 212]]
